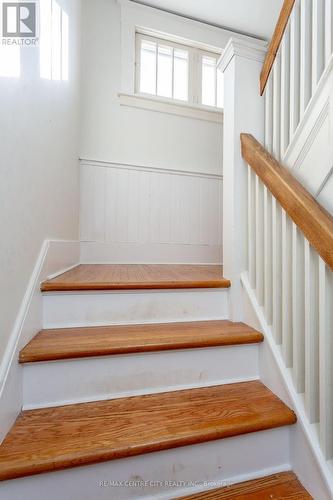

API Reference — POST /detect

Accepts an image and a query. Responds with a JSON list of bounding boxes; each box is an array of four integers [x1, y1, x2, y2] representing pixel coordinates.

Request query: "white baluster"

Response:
[[265, 78, 273, 153], [290, 0, 301, 137], [304, 240, 320, 423], [292, 224, 305, 392], [280, 23, 291, 157], [264, 188, 273, 324], [273, 53, 281, 160], [255, 177, 264, 305], [312, 0, 325, 90], [264, 79, 273, 323], [325, 0, 333, 66], [319, 260, 333, 459], [300, 0, 313, 116], [272, 198, 282, 344], [281, 210, 293, 366], [248, 166, 256, 289]]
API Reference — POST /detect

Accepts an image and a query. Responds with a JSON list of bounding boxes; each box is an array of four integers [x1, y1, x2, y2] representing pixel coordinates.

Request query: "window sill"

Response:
[[118, 93, 223, 123]]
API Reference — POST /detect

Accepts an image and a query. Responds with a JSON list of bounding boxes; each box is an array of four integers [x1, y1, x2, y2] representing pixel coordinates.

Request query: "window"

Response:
[[40, 0, 69, 81], [201, 53, 224, 108], [136, 33, 223, 109]]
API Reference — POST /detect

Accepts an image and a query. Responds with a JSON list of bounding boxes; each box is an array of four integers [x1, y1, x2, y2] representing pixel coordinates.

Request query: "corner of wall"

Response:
[[0, 240, 80, 443]]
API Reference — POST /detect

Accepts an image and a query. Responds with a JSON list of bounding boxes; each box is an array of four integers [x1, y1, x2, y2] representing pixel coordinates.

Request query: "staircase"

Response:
[[0, 264, 309, 499]]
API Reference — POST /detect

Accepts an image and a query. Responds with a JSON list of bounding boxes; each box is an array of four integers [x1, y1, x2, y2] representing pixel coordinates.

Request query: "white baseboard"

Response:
[[0, 240, 80, 443], [80, 241, 223, 264], [240, 271, 333, 500]]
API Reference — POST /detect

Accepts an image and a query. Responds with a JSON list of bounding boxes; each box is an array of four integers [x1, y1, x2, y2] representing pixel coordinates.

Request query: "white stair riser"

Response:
[[43, 289, 229, 328], [0, 427, 291, 500], [22, 344, 259, 409]]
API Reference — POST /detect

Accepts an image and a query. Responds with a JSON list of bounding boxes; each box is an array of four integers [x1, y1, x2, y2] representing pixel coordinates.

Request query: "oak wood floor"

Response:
[[41, 264, 230, 291], [0, 381, 296, 481], [179, 471, 312, 499], [19, 320, 263, 363]]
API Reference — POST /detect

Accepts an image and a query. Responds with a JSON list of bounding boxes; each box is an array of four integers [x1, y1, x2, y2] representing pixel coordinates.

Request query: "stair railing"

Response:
[[262, 0, 333, 160], [242, 131, 333, 460], [241, 0, 333, 462]]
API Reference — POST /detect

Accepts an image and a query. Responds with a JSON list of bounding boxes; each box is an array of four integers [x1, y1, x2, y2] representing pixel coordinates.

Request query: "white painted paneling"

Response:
[[80, 162, 223, 263], [283, 40, 333, 209], [293, 104, 331, 196], [318, 171, 333, 214], [23, 344, 259, 409]]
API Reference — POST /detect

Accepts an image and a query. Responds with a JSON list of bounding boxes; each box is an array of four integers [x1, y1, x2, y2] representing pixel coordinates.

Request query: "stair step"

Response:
[[0, 381, 296, 481], [43, 287, 229, 328], [19, 320, 263, 363], [178, 471, 312, 499], [41, 264, 231, 291]]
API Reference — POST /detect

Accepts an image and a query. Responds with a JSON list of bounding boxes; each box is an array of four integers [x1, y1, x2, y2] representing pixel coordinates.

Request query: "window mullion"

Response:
[[196, 49, 202, 105], [214, 62, 217, 107], [171, 47, 174, 99], [190, 48, 198, 105], [155, 39, 158, 96]]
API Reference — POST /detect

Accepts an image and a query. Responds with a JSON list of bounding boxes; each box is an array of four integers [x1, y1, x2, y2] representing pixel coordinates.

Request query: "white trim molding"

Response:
[[118, 93, 223, 123], [217, 37, 267, 74], [79, 158, 223, 180]]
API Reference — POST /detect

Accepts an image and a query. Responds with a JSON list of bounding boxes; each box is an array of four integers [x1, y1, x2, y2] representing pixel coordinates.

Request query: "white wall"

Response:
[[0, 0, 81, 367], [80, 0, 225, 175], [79, 0, 259, 262]]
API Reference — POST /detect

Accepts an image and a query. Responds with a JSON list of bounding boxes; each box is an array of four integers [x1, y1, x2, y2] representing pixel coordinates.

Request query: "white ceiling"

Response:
[[130, 0, 283, 40]]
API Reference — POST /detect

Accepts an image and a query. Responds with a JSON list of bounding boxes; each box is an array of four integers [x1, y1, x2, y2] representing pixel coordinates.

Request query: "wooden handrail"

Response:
[[241, 133, 333, 271], [260, 0, 296, 95]]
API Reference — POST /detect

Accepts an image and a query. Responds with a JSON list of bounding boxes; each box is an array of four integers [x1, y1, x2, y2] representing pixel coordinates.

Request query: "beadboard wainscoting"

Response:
[[80, 160, 223, 264]]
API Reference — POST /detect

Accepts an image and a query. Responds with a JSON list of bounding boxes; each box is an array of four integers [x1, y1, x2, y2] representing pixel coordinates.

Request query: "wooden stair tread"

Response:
[[19, 320, 263, 363], [41, 264, 231, 291], [179, 471, 312, 499], [0, 381, 296, 481]]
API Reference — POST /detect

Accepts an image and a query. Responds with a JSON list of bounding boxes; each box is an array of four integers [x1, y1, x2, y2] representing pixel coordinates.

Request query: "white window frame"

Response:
[[135, 32, 222, 110], [198, 49, 221, 108]]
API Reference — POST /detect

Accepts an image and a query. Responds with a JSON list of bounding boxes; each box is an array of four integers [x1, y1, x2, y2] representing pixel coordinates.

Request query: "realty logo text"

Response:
[[2, 2, 38, 45]]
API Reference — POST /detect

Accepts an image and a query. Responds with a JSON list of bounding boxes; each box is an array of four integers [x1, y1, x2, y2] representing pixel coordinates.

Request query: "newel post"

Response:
[[218, 38, 267, 321]]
